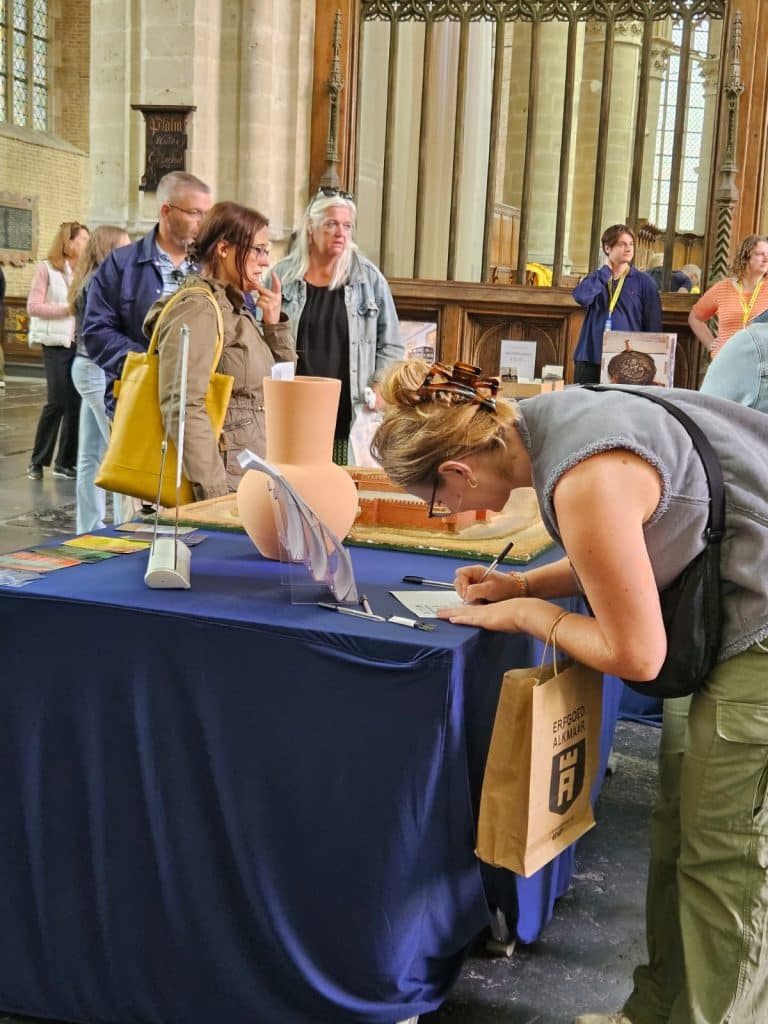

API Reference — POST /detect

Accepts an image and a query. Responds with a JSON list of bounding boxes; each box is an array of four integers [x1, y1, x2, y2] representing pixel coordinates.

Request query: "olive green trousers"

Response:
[[624, 641, 768, 1024]]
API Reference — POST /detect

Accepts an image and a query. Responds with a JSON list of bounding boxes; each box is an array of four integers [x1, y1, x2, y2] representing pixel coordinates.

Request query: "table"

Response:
[[0, 532, 621, 1024]]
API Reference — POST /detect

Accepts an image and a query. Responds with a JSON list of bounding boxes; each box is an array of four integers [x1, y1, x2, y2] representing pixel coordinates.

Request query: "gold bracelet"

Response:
[[509, 571, 529, 597]]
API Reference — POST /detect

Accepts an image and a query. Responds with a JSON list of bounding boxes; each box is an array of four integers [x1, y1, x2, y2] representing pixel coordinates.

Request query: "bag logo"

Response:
[[549, 739, 586, 814]]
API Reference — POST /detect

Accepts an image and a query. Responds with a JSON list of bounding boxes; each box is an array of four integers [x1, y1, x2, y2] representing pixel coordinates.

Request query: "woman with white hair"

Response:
[[273, 188, 403, 463]]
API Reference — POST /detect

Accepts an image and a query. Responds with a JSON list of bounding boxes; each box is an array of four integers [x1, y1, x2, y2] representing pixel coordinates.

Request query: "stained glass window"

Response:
[[0, 0, 47, 131]]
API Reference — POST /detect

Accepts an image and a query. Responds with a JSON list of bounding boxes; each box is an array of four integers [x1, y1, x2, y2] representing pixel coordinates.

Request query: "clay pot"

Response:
[[237, 376, 359, 559]]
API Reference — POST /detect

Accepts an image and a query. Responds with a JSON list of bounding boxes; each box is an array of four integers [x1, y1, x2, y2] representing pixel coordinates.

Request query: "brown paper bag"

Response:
[[476, 652, 603, 878]]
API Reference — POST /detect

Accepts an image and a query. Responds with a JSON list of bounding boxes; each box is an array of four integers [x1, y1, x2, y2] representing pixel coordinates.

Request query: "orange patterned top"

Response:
[[691, 277, 768, 357]]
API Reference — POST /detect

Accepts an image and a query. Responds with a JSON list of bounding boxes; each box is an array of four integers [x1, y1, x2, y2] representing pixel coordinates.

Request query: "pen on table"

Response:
[[318, 602, 436, 632], [401, 576, 455, 587], [477, 541, 515, 584], [360, 593, 374, 616], [318, 601, 387, 622]]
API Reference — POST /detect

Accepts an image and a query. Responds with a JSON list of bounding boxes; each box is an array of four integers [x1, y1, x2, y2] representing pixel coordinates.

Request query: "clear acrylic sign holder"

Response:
[[267, 478, 359, 606]]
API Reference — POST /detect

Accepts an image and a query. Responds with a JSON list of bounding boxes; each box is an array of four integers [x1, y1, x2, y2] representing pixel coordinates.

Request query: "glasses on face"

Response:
[[426, 474, 457, 519], [248, 244, 272, 259], [316, 186, 356, 202], [320, 220, 354, 234], [168, 204, 207, 219]]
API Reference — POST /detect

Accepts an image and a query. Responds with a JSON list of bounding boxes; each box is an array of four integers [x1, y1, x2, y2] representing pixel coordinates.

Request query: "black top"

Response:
[[296, 283, 351, 439]]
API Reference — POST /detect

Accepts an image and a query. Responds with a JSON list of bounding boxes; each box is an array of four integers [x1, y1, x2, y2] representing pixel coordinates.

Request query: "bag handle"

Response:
[[583, 385, 725, 544], [147, 284, 225, 376], [537, 610, 571, 680]]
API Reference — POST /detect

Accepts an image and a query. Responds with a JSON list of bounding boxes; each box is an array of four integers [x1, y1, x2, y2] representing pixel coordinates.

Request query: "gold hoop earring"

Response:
[[468, 477, 479, 489]]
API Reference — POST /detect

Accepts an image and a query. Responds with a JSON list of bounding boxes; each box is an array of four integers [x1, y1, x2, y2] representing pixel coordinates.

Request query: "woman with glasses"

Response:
[[371, 359, 768, 1024], [144, 201, 295, 500], [273, 188, 403, 463], [27, 220, 90, 480]]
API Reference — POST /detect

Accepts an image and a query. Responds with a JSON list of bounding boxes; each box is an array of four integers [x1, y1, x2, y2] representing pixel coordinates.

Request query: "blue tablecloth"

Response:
[[0, 531, 621, 1024]]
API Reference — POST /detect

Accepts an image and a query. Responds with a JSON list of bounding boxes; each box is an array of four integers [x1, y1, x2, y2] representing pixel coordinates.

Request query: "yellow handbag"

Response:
[[95, 285, 234, 507]]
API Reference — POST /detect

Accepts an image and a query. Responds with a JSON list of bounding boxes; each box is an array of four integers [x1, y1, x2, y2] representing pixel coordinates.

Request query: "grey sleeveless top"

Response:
[[515, 386, 768, 661]]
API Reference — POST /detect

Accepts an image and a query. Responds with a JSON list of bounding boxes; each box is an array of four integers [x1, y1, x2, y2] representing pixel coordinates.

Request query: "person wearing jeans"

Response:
[[68, 226, 131, 531]]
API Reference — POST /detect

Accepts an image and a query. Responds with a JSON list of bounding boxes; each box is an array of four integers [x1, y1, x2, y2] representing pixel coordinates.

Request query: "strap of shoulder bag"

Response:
[[147, 284, 225, 375], [583, 385, 725, 543]]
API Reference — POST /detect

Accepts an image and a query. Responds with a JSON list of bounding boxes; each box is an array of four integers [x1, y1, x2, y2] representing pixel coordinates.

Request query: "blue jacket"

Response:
[[81, 227, 168, 416], [700, 310, 768, 413], [572, 264, 663, 364]]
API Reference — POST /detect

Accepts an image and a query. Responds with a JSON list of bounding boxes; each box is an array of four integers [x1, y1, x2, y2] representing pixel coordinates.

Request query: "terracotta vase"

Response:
[[237, 376, 360, 559]]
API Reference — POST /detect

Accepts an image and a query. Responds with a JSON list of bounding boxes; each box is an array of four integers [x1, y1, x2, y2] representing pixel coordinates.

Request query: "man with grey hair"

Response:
[[82, 171, 212, 416]]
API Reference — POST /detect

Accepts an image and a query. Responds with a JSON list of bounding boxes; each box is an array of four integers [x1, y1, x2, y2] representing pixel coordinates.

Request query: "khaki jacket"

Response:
[[144, 276, 296, 501]]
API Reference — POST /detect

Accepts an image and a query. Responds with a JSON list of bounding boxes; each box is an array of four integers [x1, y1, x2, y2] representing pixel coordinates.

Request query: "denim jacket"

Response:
[[273, 252, 403, 423], [700, 312, 768, 413]]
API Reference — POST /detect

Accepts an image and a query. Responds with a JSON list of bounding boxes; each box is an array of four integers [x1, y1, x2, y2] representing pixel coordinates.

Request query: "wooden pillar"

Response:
[[310, 0, 361, 195], [729, 1, 768, 238]]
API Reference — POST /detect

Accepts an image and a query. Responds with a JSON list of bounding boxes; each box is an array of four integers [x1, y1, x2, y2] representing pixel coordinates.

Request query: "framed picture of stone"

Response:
[[398, 321, 437, 363], [600, 331, 677, 388]]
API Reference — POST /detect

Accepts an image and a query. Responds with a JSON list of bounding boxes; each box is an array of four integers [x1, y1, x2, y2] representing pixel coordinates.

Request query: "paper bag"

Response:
[[476, 655, 603, 878]]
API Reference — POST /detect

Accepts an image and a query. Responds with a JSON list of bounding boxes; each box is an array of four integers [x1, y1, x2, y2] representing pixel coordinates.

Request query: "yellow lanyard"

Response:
[[607, 268, 628, 316], [738, 278, 765, 326]]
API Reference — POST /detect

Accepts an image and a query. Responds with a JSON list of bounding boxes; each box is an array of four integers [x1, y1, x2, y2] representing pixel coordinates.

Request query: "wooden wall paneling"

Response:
[[732, 1, 768, 239], [589, 19, 615, 264], [388, 280, 702, 389]]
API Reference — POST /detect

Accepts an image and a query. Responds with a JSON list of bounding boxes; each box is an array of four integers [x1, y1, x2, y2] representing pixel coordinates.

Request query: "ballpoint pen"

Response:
[[360, 594, 374, 616], [477, 540, 515, 584], [401, 576, 455, 587], [318, 602, 387, 622], [318, 602, 436, 631]]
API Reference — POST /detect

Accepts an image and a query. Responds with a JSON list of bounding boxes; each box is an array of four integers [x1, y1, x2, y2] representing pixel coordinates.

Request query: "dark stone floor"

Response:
[[0, 370, 661, 1024]]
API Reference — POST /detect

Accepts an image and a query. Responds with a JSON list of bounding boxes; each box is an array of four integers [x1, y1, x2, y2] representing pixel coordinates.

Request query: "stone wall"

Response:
[[0, 0, 90, 297]]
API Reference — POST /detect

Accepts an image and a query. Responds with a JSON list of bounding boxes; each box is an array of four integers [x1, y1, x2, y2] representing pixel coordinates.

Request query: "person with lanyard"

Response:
[[688, 233, 768, 359], [571, 224, 662, 384]]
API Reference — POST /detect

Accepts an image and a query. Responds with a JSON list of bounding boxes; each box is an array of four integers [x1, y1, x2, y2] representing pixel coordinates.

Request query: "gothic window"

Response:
[[0, 0, 48, 131], [650, 20, 712, 233]]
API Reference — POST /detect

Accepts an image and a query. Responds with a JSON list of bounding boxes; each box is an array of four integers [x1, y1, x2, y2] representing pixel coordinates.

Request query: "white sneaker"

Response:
[[574, 1014, 632, 1024]]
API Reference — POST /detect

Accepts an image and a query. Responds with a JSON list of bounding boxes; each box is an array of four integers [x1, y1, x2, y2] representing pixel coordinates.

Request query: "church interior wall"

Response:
[[0, 0, 89, 297]]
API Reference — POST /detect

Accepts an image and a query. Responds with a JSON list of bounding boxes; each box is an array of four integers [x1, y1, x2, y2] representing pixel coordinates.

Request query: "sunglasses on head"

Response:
[[315, 186, 356, 203], [417, 362, 499, 412]]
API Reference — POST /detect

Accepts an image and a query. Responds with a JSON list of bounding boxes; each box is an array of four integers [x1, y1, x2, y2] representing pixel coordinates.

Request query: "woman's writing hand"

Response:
[[437, 597, 523, 633], [253, 271, 282, 325], [454, 566, 525, 604]]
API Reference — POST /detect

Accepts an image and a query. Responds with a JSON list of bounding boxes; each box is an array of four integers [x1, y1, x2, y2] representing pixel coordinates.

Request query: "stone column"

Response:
[[88, 0, 315, 244], [88, 0, 135, 228], [569, 21, 643, 272], [356, 20, 390, 264], [638, 37, 674, 222], [695, 56, 720, 235], [453, 21, 493, 281], [416, 20, 459, 279]]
